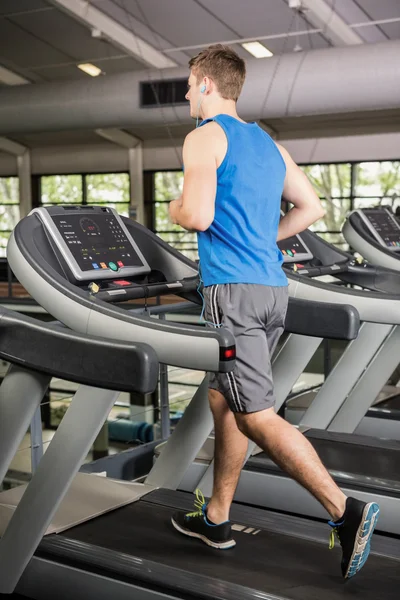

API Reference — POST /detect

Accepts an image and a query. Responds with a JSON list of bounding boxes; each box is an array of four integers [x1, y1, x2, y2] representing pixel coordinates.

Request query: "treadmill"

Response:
[[174, 228, 400, 535], [343, 206, 400, 272], [4, 205, 400, 599], [341, 207, 400, 437], [278, 227, 400, 439]]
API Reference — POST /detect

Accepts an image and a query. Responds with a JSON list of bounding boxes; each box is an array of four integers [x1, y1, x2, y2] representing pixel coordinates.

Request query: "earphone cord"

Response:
[[196, 84, 206, 128], [196, 96, 203, 128]]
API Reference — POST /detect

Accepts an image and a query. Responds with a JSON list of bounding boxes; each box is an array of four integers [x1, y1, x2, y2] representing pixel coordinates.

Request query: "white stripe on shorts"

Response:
[[210, 285, 242, 412]]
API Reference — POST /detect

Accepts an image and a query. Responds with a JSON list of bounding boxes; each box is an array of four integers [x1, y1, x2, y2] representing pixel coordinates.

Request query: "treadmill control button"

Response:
[[114, 280, 131, 286], [108, 262, 118, 271]]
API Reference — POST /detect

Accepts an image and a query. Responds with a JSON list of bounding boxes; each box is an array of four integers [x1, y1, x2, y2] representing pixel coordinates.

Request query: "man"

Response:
[[169, 44, 379, 579]]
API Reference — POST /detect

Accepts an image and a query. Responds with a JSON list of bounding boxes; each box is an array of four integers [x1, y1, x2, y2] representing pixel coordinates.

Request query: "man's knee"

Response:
[[235, 407, 276, 435]]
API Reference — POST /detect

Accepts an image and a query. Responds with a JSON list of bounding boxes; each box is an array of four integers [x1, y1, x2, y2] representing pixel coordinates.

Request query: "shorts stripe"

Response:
[[210, 285, 242, 412], [229, 371, 242, 412]]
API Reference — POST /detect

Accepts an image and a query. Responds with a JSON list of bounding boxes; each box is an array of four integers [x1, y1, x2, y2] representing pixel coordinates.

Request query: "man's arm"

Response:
[[169, 128, 217, 231], [277, 144, 326, 242]]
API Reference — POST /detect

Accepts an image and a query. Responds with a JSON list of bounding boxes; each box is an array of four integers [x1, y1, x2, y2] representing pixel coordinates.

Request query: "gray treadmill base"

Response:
[[0, 473, 154, 536]]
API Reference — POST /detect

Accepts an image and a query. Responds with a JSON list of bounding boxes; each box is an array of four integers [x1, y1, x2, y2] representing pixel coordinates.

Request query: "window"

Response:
[[353, 161, 400, 212], [153, 171, 198, 261], [86, 173, 130, 216], [0, 177, 19, 257], [299, 161, 400, 250], [41, 174, 83, 205], [40, 173, 130, 216], [150, 162, 400, 260], [300, 164, 351, 250]]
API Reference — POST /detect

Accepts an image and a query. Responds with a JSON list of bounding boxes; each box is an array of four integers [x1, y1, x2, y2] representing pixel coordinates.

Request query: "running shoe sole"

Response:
[[171, 516, 236, 550], [344, 502, 380, 579]]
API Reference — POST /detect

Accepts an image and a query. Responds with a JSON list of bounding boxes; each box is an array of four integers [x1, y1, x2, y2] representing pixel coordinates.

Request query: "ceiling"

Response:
[[0, 0, 399, 146], [1, 0, 399, 83]]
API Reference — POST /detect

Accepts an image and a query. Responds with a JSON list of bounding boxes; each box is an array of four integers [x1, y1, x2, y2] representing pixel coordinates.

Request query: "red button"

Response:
[[114, 280, 131, 286], [117, 261, 124, 267]]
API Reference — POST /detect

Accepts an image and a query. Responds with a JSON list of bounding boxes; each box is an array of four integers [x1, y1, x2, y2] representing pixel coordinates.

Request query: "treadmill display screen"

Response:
[[363, 209, 400, 249], [51, 213, 146, 273], [278, 235, 313, 263]]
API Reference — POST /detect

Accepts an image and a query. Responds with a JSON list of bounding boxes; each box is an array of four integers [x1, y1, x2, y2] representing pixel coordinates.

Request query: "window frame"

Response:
[[151, 161, 400, 257]]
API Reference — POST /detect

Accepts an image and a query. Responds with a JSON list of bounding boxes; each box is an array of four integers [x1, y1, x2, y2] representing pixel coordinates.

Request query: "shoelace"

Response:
[[328, 518, 344, 550], [186, 488, 206, 518]]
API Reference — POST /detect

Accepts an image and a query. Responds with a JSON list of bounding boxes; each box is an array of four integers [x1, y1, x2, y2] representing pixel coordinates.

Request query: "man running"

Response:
[[169, 44, 379, 579]]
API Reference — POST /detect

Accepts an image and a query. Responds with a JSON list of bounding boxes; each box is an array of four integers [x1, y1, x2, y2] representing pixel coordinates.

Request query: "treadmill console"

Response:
[[278, 234, 313, 263], [32, 206, 151, 282], [357, 208, 400, 252]]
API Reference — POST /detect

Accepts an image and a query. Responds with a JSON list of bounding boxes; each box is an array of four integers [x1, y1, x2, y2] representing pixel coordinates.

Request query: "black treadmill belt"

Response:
[[49, 490, 400, 600], [248, 436, 400, 491]]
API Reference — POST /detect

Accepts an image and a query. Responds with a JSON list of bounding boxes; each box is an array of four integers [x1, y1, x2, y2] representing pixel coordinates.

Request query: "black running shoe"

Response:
[[328, 497, 380, 579], [171, 489, 236, 550]]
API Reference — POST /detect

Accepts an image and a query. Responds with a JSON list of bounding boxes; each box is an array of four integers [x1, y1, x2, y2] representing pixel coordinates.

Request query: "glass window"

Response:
[[0, 204, 20, 231], [354, 162, 400, 199], [309, 197, 352, 249], [312, 232, 349, 251], [0, 232, 10, 256], [153, 171, 196, 258], [0, 177, 20, 258], [354, 197, 396, 210], [41, 175, 83, 205], [86, 173, 130, 216], [158, 230, 199, 262], [301, 164, 351, 198], [154, 200, 183, 233], [300, 164, 352, 249], [154, 171, 183, 202], [0, 177, 19, 204], [151, 161, 400, 259]]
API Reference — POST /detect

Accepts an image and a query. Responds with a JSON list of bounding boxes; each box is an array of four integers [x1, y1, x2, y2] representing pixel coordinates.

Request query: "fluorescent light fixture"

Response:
[[77, 63, 102, 77], [0, 65, 29, 85], [241, 42, 273, 58]]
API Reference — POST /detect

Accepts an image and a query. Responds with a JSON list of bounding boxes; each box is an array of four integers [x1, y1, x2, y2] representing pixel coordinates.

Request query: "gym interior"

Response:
[[0, 1, 400, 599]]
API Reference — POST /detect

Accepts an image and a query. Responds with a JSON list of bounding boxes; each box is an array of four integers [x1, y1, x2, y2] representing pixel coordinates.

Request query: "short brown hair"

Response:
[[189, 44, 246, 102]]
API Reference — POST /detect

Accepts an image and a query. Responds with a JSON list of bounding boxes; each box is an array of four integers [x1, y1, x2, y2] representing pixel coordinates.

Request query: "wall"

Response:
[[0, 130, 399, 177], [284, 132, 400, 164]]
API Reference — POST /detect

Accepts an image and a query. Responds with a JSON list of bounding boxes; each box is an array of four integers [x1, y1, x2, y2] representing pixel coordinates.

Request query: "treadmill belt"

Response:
[[46, 489, 400, 600]]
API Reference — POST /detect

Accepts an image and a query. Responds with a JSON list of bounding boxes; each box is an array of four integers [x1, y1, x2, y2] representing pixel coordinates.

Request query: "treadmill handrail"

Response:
[[9, 216, 235, 373], [285, 297, 359, 340], [0, 305, 159, 394]]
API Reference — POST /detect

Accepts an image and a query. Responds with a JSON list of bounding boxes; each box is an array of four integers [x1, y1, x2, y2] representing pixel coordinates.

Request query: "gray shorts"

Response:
[[204, 283, 288, 413]]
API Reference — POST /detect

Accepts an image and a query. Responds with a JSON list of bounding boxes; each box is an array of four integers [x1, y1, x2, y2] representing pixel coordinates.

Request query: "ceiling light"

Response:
[[241, 42, 273, 59], [77, 63, 102, 77], [0, 65, 29, 86]]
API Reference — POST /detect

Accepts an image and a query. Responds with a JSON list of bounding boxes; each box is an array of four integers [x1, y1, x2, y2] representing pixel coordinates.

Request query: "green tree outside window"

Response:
[[0, 177, 20, 256], [41, 175, 83, 204], [86, 173, 130, 216], [154, 171, 198, 260]]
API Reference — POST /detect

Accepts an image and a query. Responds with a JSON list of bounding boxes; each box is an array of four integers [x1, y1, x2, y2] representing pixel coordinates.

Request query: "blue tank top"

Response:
[[197, 114, 288, 288]]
